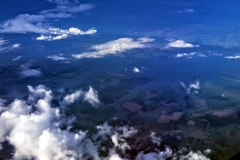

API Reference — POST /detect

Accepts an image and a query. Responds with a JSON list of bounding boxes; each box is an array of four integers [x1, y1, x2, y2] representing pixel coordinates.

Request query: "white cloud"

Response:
[[149, 132, 162, 146], [12, 56, 22, 61], [36, 27, 96, 41], [173, 52, 209, 58], [83, 87, 100, 107], [136, 147, 173, 160], [204, 149, 212, 155], [175, 52, 196, 58], [133, 67, 140, 73], [166, 40, 199, 48], [72, 37, 154, 59], [47, 54, 68, 61], [224, 55, 240, 59], [62, 87, 100, 108], [62, 90, 83, 105], [19, 63, 42, 77], [111, 125, 137, 152], [180, 80, 200, 94], [180, 151, 210, 160]]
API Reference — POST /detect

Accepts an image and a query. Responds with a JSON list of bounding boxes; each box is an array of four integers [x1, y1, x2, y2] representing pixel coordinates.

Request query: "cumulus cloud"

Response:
[[62, 87, 100, 108], [166, 40, 199, 48], [0, 85, 89, 160], [149, 132, 162, 146], [204, 149, 212, 155], [19, 63, 42, 77], [83, 87, 100, 107], [180, 150, 210, 160], [72, 37, 154, 59], [133, 67, 140, 73], [136, 146, 173, 160], [180, 80, 200, 94], [0, 87, 139, 160], [62, 90, 83, 105], [12, 56, 22, 61], [224, 55, 240, 59]]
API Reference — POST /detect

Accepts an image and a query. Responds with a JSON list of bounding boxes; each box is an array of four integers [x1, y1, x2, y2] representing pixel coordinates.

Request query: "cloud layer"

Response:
[[0, 1, 96, 41], [72, 37, 154, 59], [0, 86, 134, 159]]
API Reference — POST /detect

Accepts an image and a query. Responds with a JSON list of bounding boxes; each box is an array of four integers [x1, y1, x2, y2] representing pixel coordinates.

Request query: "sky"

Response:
[[0, 0, 240, 159]]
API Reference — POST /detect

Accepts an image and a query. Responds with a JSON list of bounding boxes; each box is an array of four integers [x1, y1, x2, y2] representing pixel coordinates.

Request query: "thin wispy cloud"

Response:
[[178, 9, 194, 13], [47, 54, 69, 61], [0, 38, 20, 53], [41, 4, 95, 14], [72, 37, 154, 59], [12, 56, 22, 61], [46, 0, 72, 5]]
